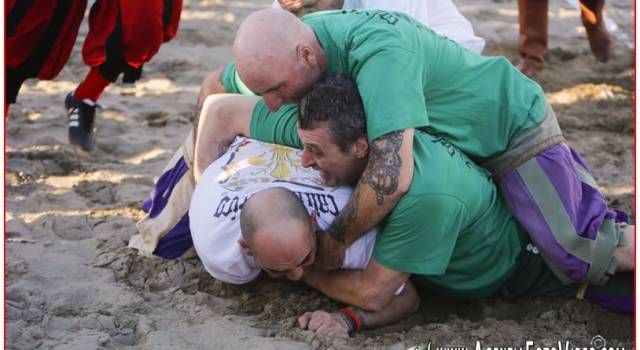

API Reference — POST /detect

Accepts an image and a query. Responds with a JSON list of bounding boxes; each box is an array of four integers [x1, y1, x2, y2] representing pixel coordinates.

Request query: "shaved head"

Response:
[[231, 9, 327, 111], [240, 187, 310, 246], [233, 9, 302, 72], [239, 187, 319, 281]]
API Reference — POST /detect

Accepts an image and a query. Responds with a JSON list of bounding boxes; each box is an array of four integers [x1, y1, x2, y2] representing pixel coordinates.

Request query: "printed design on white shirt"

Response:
[[214, 190, 341, 222], [217, 138, 323, 191]]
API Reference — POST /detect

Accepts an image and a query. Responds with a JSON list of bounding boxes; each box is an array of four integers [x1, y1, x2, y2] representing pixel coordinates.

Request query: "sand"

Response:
[[6, 0, 634, 349]]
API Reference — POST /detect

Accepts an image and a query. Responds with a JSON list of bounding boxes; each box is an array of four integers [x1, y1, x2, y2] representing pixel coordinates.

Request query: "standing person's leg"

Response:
[[579, 0, 611, 62], [69, 0, 182, 151], [517, 0, 549, 76], [6, 0, 86, 111]]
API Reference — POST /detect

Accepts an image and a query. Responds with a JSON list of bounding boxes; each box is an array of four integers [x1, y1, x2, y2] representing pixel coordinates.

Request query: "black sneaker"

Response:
[[65, 92, 98, 151]]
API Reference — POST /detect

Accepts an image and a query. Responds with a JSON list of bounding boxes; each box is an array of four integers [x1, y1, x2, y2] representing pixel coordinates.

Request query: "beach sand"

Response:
[[6, 0, 634, 348]]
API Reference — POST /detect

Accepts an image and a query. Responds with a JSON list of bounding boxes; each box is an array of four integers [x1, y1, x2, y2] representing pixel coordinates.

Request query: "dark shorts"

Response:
[[501, 239, 633, 314]]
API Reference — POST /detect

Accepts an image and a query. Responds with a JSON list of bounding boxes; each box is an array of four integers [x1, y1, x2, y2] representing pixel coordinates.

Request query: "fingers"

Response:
[[298, 310, 350, 337], [298, 312, 314, 329]]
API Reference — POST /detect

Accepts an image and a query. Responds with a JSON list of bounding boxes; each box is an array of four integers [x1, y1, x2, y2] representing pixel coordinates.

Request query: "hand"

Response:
[[277, 0, 309, 13], [298, 310, 351, 337], [277, 0, 343, 17], [313, 230, 345, 270]]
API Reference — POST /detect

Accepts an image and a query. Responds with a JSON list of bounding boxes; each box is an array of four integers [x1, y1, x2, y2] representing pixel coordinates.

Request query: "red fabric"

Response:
[[82, 0, 182, 70], [163, 0, 183, 42], [6, 0, 87, 79], [74, 68, 111, 101], [7, 0, 16, 13]]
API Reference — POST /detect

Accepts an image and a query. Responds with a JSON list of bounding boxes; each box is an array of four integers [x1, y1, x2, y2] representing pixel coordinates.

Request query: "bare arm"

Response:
[[316, 129, 414, 269], [304, 258, 411, 311], [298, 281, 419, 336], [193, 94, 260, 180], [193, 67, 227, 135]]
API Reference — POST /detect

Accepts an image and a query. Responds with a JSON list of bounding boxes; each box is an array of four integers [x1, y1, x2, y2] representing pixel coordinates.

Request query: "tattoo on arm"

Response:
[[360, 130, 403, 205], [327, 189, 359, 244]]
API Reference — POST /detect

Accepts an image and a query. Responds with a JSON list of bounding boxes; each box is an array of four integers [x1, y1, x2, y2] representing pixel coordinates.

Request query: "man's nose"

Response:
[[263, 94, 283, 111], [301, 149, 315, 168], [287, 267, 305, 281]]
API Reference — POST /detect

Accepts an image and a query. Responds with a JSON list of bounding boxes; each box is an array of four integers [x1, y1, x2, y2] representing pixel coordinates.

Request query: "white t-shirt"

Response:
[[272, 0, 485, 53], [189, 137, 377, 284]]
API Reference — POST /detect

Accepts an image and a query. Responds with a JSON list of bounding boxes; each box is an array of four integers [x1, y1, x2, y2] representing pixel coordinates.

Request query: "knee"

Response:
[[199, 94, 237, 131], [201, 67, 226, 95]]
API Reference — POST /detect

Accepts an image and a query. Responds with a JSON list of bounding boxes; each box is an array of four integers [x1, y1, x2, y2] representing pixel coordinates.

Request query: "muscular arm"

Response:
[[193, 94, 260, 180], [304, 258, 411, 311], [298, 281, 419, 336], [317, 129, 414, 269]]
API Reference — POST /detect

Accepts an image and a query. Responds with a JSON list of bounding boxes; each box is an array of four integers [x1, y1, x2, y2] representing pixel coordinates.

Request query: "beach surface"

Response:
[[6, 0, 634, 348]]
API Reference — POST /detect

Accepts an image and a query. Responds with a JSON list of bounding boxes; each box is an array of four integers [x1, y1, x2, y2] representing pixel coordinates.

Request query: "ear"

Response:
[[309, 210, 319, 232], [238, 239, 253, 256], [352, 136, 369, 159], [297, 44, 317, 67]]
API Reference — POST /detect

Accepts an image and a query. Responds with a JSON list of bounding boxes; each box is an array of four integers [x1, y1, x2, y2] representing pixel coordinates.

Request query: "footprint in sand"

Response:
[[73, 180, 116, 205], [52, 216, 95, 241]]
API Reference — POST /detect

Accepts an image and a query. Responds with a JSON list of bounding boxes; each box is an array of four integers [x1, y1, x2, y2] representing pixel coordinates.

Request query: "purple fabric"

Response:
[[613, 209, 630, 224], [499, 143, 619, 282], [536, 144, 612, 241], [500, 169, 590, 281], [152, 213, 193, 259], [584, 287, 634, 314], [143, 156, 189, 219]]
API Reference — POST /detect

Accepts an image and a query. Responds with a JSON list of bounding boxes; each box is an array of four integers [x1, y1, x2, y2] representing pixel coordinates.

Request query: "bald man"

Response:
[[188, 136, 419, 336], [190, 8, 632, 288], [189, 135, 377, 284], [135, 0, 487, 260], [194, 0, 484, 122]]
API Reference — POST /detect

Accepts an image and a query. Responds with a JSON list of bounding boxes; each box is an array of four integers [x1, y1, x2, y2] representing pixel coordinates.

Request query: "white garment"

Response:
[[189, 137, 377, 284], [272, 0, 485, 53]]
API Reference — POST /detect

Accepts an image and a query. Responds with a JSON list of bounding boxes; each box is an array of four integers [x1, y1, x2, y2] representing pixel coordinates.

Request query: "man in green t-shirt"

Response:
[[198, 8, 632, 287], [275, 76, 631, 335]]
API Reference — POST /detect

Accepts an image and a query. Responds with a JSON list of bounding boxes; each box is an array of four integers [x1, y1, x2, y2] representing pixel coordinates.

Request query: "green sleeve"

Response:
[[355, 48, 429, 142], [373, 193, 469, 275], [220, 62, 257, 95], [248, 100, 303, 149]]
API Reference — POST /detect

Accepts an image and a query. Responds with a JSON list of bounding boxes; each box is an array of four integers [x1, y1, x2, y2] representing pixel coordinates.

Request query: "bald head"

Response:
[[231, 9, 326, 110], [240, 187, 311, 248], [233, 9, 302, 77]]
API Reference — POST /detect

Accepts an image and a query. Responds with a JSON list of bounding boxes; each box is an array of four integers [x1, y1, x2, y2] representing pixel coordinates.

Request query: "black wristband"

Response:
[[338, 310, 356, 337]]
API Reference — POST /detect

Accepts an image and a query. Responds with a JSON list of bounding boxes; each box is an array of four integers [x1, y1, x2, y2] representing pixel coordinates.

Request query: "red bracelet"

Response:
[[339, 307, 362, 332]]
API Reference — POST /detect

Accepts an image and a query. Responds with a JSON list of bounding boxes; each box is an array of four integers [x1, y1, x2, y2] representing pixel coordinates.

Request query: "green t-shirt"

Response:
[[224, 10, 547, 163], [372, 130, 525, 298], [244, 104, 526, 297]]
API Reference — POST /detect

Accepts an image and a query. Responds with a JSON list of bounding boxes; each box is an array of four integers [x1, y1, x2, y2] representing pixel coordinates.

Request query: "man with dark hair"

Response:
[[196, 8, 632, 291], [292, 76, 632, 333]]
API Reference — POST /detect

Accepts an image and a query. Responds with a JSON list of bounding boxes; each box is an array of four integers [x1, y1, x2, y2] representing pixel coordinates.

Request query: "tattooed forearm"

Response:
[[360, 130, 403, 205], [327, 188, 359, 243]]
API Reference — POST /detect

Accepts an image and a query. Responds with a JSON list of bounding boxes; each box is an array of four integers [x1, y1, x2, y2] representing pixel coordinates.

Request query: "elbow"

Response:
[[397, 160, 413, 196], [396, 178, 410, 197], [360, 287, 394, 312]]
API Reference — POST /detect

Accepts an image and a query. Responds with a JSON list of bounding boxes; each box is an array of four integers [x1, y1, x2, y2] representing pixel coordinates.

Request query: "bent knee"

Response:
[[199, 94, 259, 135], [201, 67, 226, 95]]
